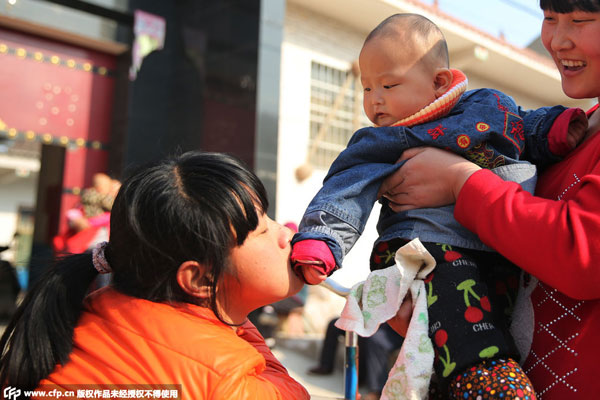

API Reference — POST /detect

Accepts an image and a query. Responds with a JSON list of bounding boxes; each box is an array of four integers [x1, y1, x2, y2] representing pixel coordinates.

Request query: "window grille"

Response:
[[308, 61, 368, 170]]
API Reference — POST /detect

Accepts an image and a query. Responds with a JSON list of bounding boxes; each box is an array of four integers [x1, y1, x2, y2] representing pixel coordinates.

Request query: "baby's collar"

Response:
[[390, 69, 468, 127]]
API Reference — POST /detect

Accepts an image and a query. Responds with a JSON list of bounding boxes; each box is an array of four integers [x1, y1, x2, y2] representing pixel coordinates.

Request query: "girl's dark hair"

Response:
[[0, 151, 268, 390], [540, 0, 600, 12]]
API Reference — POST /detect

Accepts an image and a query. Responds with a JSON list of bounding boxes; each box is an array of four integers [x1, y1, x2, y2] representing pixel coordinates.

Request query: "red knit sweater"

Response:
[[455, 104, 600, 399]]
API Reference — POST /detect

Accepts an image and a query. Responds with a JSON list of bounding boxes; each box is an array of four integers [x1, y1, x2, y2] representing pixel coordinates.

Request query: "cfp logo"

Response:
[[3, 387, 22, 400]]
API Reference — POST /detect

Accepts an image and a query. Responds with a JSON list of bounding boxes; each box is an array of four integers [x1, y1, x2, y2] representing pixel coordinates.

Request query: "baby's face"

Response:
[[359, 36, 438, 126], [93, 173, 112, 194]]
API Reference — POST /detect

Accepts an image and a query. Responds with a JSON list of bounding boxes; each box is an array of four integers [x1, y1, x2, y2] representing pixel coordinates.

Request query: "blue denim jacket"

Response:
[[293, 88, 566, 269]]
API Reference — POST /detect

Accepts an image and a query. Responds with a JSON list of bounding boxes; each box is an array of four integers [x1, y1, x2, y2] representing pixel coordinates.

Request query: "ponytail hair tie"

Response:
[[92, 241, 112, 274]]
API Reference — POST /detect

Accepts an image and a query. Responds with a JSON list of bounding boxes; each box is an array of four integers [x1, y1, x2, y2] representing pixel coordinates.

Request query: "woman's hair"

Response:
[[540, 0, 600, 12], [0, 151, 268, 390]]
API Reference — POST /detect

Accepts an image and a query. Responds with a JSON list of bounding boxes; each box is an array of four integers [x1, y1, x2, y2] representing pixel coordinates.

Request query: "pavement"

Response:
[[272, 347, 345, 399], [272, 335, 370, 400]]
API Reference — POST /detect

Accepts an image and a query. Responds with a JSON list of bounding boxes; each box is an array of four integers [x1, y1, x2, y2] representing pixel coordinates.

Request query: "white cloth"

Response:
[[336, 238, 436, 400]]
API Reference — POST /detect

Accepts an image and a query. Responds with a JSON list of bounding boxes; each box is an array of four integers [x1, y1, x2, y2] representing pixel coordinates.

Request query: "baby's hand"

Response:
[[291, 239, 336, 284], [300, 265, 328, 285], [567, 109, 588, 149]]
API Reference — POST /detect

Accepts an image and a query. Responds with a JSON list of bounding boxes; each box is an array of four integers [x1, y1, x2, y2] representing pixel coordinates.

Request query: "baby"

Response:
[[292, 13, 586, 398], [67, 173, 119, 232]]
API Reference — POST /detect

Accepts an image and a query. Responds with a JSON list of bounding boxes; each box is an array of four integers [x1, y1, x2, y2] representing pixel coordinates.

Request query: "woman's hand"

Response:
[[378, 147, 482, 212], [387, 295, 413, 337]]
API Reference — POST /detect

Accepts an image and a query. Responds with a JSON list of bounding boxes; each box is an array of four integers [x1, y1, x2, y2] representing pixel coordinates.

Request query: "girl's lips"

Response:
[[561, 64, 585, 77], [560, 58, 586, 74]]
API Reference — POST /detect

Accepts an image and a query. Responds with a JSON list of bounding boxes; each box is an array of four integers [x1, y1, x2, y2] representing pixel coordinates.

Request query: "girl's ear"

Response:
[[177, 261, 211, 299], [433, 68, 453, 98]]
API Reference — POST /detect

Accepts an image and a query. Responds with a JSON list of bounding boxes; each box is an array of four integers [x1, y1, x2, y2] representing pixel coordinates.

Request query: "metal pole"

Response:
[[321, 278, 359, 400], [344, 331, 359, 400]]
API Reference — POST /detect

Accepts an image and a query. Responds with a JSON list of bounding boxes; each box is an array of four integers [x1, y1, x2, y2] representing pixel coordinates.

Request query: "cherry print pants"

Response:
[[371, 239, 521, 390]]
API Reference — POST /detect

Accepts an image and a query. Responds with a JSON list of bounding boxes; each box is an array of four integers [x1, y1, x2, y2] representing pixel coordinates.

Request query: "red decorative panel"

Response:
[[0, 27, 117, 236]]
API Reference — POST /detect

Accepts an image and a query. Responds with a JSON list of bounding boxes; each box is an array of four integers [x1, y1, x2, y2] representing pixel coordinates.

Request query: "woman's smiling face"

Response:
[[541, 8, 600, 100]]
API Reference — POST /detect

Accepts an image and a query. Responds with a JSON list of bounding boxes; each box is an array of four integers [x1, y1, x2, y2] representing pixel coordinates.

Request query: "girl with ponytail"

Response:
[[0, 151, 309, 400]]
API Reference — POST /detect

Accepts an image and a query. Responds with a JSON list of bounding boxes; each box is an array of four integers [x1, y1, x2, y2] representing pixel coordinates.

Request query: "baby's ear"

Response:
[[433, 68, 453, 97], [177, 260, 211, 299]]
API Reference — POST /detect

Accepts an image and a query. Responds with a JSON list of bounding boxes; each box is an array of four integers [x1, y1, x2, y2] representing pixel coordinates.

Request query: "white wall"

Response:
[[0, 172, 37, 262], [276, 5, 382, 331], [277, 4, 377, 290], [461, 71, 568, 110]]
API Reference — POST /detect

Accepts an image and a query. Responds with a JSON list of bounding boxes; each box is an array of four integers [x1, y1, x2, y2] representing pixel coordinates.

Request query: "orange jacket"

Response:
[[38, 288, 309, 400]]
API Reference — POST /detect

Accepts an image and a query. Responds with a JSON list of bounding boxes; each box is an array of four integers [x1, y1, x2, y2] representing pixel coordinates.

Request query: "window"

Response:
[[308, 61, 369, 169]]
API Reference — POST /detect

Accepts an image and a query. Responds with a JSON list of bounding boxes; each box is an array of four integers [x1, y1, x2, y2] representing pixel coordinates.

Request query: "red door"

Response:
[[0, 26, 117, 252]]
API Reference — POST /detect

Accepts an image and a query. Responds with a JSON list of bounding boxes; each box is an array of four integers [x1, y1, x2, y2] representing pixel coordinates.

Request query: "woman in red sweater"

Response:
[[0, 152, 309, 399], [382, 1, 600, 399]]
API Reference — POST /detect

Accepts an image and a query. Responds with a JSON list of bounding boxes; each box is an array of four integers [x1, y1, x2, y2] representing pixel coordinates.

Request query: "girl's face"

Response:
[[541, 8, 600, 100], [219, 213, 304, 324]]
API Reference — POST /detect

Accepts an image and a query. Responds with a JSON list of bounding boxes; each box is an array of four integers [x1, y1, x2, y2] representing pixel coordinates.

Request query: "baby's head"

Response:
[[359, 13, 452, 126], [92, 173, 113, 194]]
